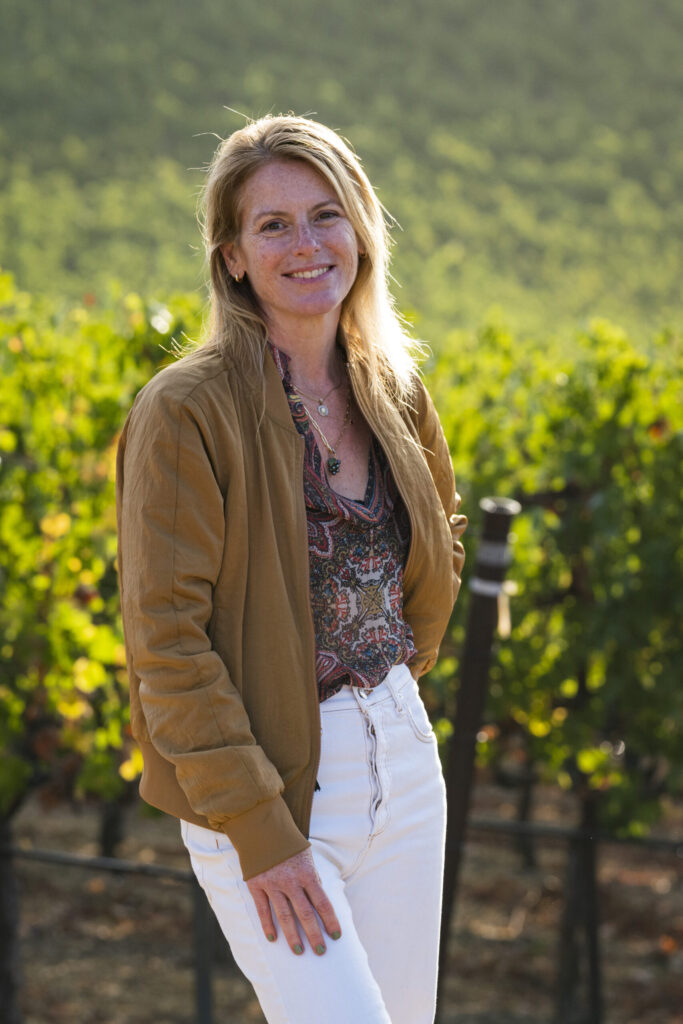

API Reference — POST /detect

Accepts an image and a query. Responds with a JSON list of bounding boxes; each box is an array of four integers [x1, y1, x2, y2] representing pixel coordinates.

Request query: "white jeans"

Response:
[[180, 662, 447, 1024]]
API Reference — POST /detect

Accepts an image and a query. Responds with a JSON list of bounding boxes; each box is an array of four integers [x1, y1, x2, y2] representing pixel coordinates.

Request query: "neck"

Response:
[[267, 312, 345, 389]]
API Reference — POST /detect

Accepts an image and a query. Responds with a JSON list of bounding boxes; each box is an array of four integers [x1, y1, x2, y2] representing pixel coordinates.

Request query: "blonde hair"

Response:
[[199, 114, 421, 412]]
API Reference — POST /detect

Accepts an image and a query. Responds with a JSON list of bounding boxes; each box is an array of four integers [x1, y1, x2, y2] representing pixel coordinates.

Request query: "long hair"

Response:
[[199, 114, 422, 415]]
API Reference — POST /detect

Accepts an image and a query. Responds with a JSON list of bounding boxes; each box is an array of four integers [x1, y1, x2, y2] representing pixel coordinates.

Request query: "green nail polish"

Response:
[[331, 930, 341, 940], [316, 944, 325, 955], [293, 944, 303, 955], [266, 933, 275, 942]]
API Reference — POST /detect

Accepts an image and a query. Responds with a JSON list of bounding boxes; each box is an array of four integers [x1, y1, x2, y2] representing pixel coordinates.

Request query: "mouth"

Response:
[[284, 265, 333, 280]]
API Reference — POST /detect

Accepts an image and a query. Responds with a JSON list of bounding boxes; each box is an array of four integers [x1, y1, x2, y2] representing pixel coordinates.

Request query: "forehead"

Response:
[[239, 159, 340, 221]]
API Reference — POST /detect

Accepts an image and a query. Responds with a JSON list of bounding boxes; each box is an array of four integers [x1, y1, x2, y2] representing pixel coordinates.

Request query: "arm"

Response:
[[116, 378, 308, 879]]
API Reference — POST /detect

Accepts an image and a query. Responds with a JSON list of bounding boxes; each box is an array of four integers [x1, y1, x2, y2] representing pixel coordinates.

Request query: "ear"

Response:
[[220, 241, 243, 278]]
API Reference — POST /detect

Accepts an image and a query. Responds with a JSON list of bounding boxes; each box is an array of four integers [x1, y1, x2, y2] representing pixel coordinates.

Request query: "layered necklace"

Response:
[[291, 378, 342, 418], [290, 357, 353, 476], [297, 389, 352, 476]]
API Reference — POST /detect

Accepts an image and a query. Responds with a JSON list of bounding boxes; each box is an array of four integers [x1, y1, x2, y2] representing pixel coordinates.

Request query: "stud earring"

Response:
[[234, 272, 244, 283]]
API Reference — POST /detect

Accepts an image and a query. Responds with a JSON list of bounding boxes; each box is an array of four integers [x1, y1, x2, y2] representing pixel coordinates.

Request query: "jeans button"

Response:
[[358, 688, 369, 700]]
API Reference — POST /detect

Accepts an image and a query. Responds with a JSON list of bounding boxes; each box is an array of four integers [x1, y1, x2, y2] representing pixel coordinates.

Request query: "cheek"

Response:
[[338, 229, 361, 264], [245, 250, 280, 283]]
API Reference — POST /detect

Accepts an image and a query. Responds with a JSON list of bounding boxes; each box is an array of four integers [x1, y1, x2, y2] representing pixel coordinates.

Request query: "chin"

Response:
[[290, 297, 343, 318]]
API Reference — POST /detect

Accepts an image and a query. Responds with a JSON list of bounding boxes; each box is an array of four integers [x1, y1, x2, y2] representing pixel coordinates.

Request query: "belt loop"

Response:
[[384, 666, 404, 713]]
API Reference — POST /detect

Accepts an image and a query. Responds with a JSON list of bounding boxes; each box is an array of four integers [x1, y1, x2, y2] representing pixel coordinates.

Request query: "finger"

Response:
[[289, 890, 329, 955], [246, 883, 277, 943], [303, 879, 342, 942], [270, 892, 305, 955]]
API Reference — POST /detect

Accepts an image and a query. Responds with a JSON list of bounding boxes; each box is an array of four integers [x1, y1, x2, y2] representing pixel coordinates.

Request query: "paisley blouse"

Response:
[[269, 343, 416, 701]]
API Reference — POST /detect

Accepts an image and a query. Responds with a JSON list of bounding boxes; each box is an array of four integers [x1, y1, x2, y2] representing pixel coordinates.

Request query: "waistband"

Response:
[[319, 662, 414, 714]]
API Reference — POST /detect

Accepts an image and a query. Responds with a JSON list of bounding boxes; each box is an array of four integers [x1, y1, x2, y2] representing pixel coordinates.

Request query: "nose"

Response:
[[293, 220, 320, 253]]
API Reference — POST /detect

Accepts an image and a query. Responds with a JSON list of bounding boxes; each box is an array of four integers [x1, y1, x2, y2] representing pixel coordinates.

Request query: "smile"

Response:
[[286, 266, 333, 280]]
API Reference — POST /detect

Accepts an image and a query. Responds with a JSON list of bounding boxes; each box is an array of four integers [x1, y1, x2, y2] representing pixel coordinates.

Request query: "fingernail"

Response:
[[293, 944, 303, 955], [315, 944, 326, 955], [266, 933, 275, 942], [331, 930, 341, 940]]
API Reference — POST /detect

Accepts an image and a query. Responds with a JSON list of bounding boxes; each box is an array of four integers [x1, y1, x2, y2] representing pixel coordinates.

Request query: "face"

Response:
[[221, 159, 362, 337]]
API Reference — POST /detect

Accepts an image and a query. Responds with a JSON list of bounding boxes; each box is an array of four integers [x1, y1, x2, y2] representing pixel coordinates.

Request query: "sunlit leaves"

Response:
[[119, 746, 143, 783], [0, 274, 192, 816], [429, 315, 682, 830]]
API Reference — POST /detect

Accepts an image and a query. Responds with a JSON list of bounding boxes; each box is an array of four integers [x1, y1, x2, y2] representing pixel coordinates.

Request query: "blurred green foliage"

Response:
[[427, 316, 682, 833], [1, 273, 680, 833], [0, 274, 202, 816], [1, 0, 682, 343]]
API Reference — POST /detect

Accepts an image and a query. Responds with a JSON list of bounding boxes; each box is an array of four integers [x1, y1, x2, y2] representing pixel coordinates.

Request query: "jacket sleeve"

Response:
[[411, 378, 467, 603], [116, 380, 309, 878]]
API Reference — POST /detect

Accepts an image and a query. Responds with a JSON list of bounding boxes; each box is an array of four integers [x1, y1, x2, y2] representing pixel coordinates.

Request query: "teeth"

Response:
[[289, 266, 331, 279]]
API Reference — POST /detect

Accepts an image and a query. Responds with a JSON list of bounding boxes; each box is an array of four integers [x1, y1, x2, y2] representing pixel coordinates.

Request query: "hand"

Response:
[[245, 847, 342, 956]]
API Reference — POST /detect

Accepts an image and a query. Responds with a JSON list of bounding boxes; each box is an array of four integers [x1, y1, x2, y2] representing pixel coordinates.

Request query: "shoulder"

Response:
[[123, 346, 253, 450], [117, 346, 248, 495], [119, 345, 248, 469], [402, 373, 441, 440], [410, 374, 435, 416], [131, 345, 236, 418]]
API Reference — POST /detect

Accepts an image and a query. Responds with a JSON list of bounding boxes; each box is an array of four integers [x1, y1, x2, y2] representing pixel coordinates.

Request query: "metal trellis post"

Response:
[[436, 496, 521, 1017]]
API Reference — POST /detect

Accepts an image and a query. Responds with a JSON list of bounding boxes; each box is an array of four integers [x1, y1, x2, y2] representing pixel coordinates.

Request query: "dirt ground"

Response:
[[11, 782, 683, 1024]]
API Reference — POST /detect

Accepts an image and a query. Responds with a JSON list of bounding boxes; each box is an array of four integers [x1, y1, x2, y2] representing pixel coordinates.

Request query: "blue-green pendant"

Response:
[[327, 457, 341, 475]]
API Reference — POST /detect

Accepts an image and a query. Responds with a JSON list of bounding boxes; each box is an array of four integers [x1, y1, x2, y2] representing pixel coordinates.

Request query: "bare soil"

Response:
[[11, 782, 683, 1024]]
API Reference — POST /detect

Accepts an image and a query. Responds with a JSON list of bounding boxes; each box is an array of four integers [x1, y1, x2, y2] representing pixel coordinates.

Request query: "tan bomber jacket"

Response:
[[115, 339, 467, 880]]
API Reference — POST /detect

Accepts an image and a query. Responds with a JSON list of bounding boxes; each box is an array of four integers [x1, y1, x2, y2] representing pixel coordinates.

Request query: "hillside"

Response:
[[1, 0, 682, 344]]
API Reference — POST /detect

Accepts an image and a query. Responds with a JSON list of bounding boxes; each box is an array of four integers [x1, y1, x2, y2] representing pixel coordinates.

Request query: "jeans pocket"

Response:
[[181, 820, 216, 854], [404, 684, 435, 743], [180, 820, 209, 888], [183, 821, 243, 889]]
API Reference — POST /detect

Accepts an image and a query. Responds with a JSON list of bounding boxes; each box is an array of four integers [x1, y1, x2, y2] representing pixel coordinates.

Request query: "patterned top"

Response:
[[269, 343, 416, 702]]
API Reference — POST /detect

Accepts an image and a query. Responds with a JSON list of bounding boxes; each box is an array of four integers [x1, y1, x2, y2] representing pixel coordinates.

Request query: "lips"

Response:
[[285, 265, 333, 279]]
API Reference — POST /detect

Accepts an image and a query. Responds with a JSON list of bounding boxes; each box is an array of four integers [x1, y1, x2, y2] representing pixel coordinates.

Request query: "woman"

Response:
[[116, 114, 466, 1024]]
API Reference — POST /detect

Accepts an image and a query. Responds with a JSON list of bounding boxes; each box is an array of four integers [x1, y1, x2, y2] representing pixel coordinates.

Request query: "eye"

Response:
[[260, 219, 286, 233], [317, 209, 341, 222]]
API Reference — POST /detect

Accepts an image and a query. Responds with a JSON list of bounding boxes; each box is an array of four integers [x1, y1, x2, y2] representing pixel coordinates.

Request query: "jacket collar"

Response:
[[262, 344, 301, 434]]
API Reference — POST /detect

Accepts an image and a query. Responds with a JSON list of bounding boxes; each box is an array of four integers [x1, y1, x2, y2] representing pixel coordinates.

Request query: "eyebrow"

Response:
[[251, 199, 342, 224]]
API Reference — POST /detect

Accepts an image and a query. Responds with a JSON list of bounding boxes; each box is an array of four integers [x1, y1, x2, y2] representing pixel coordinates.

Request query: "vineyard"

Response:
[[1, 274, 681, 1019], [1, 0, 682, 342]]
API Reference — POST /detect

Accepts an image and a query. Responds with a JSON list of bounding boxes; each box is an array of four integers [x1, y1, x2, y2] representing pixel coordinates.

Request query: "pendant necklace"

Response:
[[301, 391, 352, 476], [291, 377, 342, 417]]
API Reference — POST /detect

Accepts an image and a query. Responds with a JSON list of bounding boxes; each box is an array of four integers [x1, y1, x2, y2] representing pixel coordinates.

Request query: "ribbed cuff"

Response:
[[219, 794, 311, 880]]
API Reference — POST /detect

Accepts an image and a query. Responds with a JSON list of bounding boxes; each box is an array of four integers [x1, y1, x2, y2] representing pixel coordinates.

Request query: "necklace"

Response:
[[290, 377, 342, 417], [301, 391, 352, 475]]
